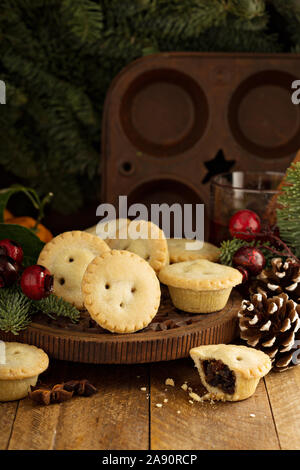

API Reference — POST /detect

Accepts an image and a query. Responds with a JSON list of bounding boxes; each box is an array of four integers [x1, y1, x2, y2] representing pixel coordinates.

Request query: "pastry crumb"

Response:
[[250, 413, 256, 418], [188, 386, 193, 392], [188, 400, 194, 404], [177, 410, 181, 414], [163, 398, 168, 403], [140, 387, 146, 391], [165, 378, 175, 387], [189, 392, 202, 402], [156, 403, 163, 408], [181, 383, 188, 391]]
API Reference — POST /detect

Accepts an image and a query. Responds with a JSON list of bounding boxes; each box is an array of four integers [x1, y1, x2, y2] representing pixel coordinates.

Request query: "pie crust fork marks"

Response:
[[167, 239, 220, 263], [0, 342, 49, 402], [107, 220, 169, 274], [82, 250, 161, 333], [37, 231, 110, 309], [159, 259, 242, 313]]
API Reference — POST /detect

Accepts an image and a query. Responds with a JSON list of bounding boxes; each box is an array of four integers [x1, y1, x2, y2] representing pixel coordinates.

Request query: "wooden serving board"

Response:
[[0, 288, 241, 364]]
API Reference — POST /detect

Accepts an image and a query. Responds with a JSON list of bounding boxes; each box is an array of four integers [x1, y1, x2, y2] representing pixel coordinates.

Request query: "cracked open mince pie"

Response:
[[190, 344, 272, 401], [82, 250, 161, 333], [37, 231, 110, 309], [0, 342, 49, 402], [107, 220, 169, 274], [167, 239, 220, 263], [158, 259, 242, 313]]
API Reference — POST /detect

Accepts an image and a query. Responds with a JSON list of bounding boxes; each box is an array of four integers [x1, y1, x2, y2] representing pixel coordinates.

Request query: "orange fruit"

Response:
[[3, 209, 13, 221], [6, 216, 53, 243]]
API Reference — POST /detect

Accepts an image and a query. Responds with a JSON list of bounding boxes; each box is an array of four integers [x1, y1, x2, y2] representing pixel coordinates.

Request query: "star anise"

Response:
[[28, 379, 97, 405], [63, 379, 98, 397], [29, 387, 52, 405], [51, 384, 74, 403]]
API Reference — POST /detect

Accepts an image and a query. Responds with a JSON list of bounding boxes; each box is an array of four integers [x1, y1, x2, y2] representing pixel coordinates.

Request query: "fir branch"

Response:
[[271, 0, 300, 50], [220, 237, 278, 267], [228, 0, 266, 20], [277, 163, 300, 259], [60, 0, 104, 48], [220, 238, 247, 266], [0, 286, 32, 335], [133, 0, 228, 42], [32, 294, 80, 323], [0, 0, 295, 215], [0, 285, 80, 335]]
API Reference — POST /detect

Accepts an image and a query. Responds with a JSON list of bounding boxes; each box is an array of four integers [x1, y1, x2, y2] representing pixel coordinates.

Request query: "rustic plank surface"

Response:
[[1, 358, 300, 450], [5, 360, 149, 451], [150, 358, 280, 450], [52, 362, 149, 450], [7, 360, 68, 450], [265, 365, 300, 450], [0, 401, 18, 450]]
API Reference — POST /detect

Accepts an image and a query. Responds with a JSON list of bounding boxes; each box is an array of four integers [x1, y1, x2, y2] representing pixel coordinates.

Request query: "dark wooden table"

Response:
[[1, 356, 300, 450]]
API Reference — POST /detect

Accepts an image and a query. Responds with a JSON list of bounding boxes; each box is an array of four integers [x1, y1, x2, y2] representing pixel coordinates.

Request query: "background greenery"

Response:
[[1, 0, 300, 215]]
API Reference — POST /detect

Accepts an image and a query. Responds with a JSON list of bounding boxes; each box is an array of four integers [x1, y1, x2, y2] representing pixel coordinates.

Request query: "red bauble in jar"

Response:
[[229, 210, 261, 241]]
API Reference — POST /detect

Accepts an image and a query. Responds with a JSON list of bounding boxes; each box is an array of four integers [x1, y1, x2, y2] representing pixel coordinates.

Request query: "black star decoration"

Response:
[[202, 150, 235, 184]]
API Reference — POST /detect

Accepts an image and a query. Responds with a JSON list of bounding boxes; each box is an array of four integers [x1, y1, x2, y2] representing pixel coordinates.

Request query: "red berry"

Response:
[[233, 246, 265, 275], [235, 266, 249, 283], [0, 239, 24, 264], [20, 265, 53, 300], [0, 255, 19, 287], [229, 210, 261, 241]]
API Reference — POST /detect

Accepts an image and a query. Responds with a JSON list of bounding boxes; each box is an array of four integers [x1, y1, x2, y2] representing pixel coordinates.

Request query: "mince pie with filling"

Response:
[[190, 344, 272, 401]]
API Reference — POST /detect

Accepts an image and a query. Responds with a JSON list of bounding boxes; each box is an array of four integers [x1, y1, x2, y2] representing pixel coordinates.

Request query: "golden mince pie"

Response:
[[85, 218, 130, 243], [159, 259, 242, 313], [107, 220, 169, 274], [167, 239, 220, 263], [0, 342, 49, 402], [37, 231, 110, 309], [82, 250, 161, 334], [190, 344, 271, 402]]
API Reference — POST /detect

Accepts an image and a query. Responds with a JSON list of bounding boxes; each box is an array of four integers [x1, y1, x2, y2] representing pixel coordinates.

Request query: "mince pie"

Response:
[[167, 239, 220, 263], [190, 344, 271, 401], [159, 259, 242, 313], [0, 342, 49, 402], [107, 220, 169, 274], [82, 250, 161, 333], [38, 231, 110, 309]]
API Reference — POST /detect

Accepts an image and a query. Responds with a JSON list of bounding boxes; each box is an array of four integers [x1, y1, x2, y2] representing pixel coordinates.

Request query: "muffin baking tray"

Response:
[[102, 52, 300, 233]]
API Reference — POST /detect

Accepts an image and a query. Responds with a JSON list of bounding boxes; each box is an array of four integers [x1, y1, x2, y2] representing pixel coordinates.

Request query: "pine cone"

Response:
[[238, 292, 300, 372], [251, 257, 300, 303]]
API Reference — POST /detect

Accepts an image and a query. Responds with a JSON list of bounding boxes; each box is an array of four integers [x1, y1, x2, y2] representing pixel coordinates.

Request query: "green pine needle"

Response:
[[0, 286, 32, 335], [32, 294, 80, 323], [0, 284, 80, 335], [220, 238, 276, 267], [1, 0, 298, 215], [219, 238, 247, 266], [277, 162, 300, 258]]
